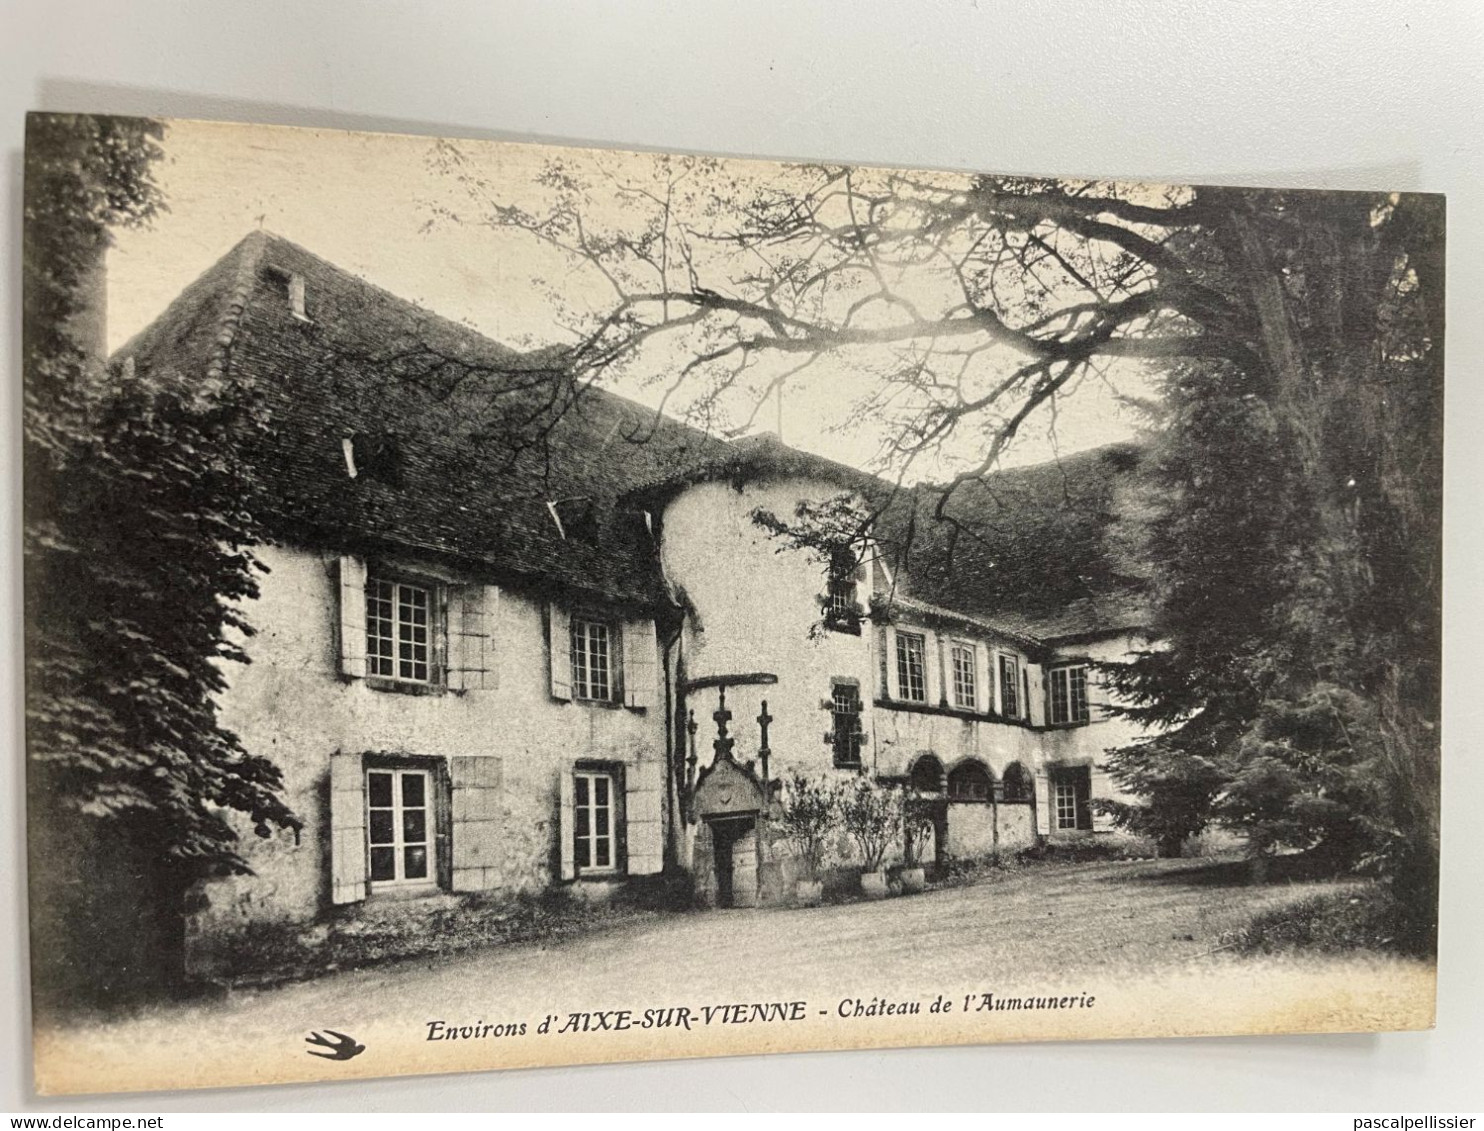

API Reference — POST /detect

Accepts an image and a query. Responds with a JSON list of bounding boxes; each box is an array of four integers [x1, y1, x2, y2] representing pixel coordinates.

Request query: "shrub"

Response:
[[777, 770, 840, 882], [902, 793, 936, 868], [1224, 886, 1406, 955], [840, 777, 903, 872]]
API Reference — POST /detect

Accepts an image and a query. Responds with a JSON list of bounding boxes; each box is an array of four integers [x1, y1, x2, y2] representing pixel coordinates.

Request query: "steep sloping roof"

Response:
[[117, 232, 721, 610], [874, 444, 1153, 643], [117, 233, 1152, 637]]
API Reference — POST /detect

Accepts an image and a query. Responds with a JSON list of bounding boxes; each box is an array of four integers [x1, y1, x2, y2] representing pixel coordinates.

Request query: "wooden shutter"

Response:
[[1033, 771, 1052, 836], [450, 584, 498, 691], [881, 623, 899, 700], [337, 556, 367, 678], [548, 603, 571, 701], [623, 618, 658, 709], [974, 643, 991, 714], [1091, 768, 1116, 831], [929, 629, 946, 706], [329, 750, 367, 904], [450, 755, 503, 891], [1026, 663, 1046, 727], [558, 767, 576, 880], [626, 758, 665, 875], [434, 760, 453, 891], [1075, 767, 1094, 831], [1087, 664, 1109, 721]]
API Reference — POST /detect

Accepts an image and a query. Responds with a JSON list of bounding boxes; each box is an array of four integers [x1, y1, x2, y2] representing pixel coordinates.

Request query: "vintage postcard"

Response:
[[22, 114, 1442, 1095]]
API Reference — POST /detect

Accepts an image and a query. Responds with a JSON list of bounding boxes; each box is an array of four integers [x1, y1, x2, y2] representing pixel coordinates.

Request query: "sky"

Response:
[[106, 119, 1154, 479]]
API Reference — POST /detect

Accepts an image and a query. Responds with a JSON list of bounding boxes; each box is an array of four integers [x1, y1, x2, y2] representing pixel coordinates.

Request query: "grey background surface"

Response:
[[1, 0, 1480, 1112]]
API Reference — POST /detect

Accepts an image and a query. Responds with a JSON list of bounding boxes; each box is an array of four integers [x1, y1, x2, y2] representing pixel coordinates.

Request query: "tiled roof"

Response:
[[874, 444, 1153, 643], [118, 232, 721, 611], [116, 232, 1151, 638]]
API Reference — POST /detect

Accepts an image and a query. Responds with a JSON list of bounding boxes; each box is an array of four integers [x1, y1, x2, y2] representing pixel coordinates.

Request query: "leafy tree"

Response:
[[439, 154, 1441, 945], [1092, 742, 1228, 859], [24, 115, 298, 1003], [1213, 688, 1380, 866]]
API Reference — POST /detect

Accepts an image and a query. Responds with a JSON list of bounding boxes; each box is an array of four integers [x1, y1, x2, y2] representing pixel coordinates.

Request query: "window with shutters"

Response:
[[573, 769, 619, 874], [950, 643, 977, 710], [998, 653, 1021, 719], [895, 630, 927, 703], [1048, 663, 1090, 726], [570, 616, 616, 702], [365, 574, 437, 685], [367, 768, 434, 888], [1050, 766, 1093, 830]]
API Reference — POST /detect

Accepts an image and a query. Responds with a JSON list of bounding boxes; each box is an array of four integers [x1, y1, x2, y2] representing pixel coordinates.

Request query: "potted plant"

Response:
[[841, 776, 902, 899], [778, 770, 838, 906], [900, 792, 935, 893]]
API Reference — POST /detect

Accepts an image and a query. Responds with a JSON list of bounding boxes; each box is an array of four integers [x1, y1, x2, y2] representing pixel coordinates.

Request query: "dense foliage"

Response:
[[24, 115, 297, 999]]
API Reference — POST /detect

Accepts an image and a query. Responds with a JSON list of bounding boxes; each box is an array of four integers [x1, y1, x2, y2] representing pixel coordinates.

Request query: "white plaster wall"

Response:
[[661, 477, 878, 783], [660, 479, 1159, 851], [197, 543, 665, 939], [1037, 633, 1152, 827], [874, 709, 1044, 781]]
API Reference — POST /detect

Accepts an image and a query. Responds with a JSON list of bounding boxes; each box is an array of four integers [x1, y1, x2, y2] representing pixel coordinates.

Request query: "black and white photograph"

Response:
[[21, 112, 1444, 1096]]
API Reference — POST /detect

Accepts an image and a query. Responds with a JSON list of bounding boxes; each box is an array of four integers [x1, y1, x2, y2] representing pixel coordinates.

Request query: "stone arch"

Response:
[[1002, 761, 1035, 804], [946, 758, 995, 802], [908, 752, 946, 794]]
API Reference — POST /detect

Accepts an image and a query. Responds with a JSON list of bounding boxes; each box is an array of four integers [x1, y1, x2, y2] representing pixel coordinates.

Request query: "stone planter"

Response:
[[898, 866, 927, 894], [859, 870, 889, 900], [795, 879, 824, 907]]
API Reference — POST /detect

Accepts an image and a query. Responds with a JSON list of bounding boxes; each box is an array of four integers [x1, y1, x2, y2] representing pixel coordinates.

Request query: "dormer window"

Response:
[[289, 273, 310, 321]]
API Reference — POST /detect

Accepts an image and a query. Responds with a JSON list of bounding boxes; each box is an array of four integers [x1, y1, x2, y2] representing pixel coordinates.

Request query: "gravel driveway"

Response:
[[34, 856, 1391, 1096]]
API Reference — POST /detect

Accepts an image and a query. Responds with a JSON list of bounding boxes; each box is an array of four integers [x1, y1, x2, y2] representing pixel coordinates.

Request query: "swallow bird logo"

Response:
[[305, 1029, 366, 1061]]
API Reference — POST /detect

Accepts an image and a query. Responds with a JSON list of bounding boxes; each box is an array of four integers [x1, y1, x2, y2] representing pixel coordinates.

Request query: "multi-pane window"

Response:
[[895, 631, 927, 702], [1051, 767, 1092, 830], [366, 577, 432, 682], [573, 770, 617, 873], [825, 548, 861, 631], [951, 644, 977, 710], [1053, 776, 1080, 830], [570, 617, 613, 701], [1048, 664, 1090, 725], [998, 654, 1021, 718], [367, 769, 431, 885], [831, 681, 864, 768]]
